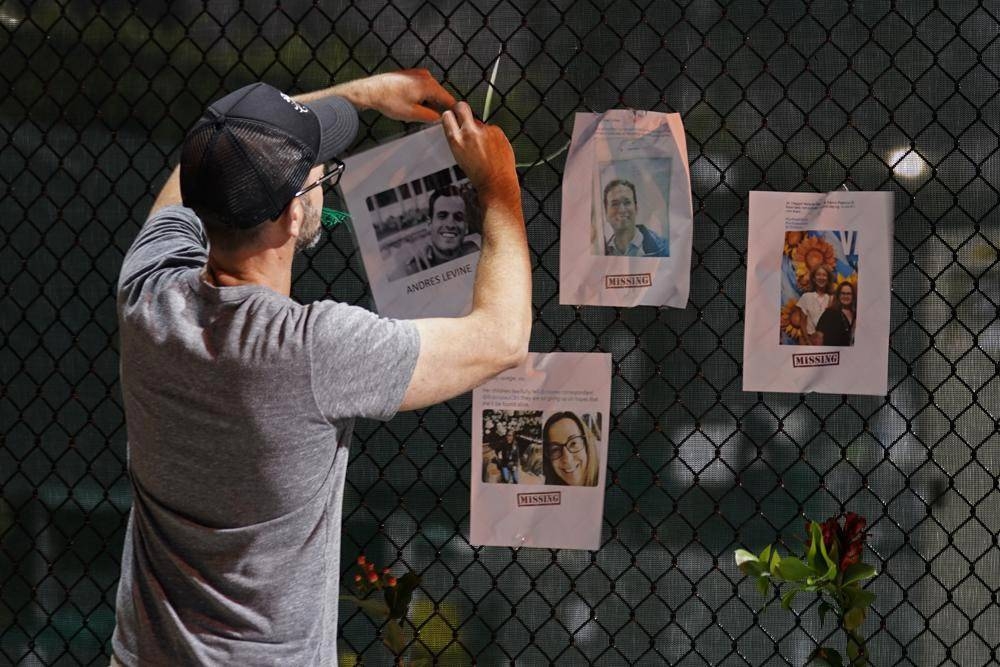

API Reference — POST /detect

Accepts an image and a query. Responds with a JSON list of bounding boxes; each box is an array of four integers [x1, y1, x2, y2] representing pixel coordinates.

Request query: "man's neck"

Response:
[[613, 226, 639, 253], [205, 246, 294, 296], [430, 244, 463, 263]]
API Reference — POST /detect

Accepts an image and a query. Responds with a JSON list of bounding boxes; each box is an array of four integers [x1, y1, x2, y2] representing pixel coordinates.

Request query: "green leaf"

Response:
[[776, 557, 814, 582], [842, 562, 877, 585], [383, 620, 406, 655], [808, 646, 844, 667], [842, 587, 875, 610], [344, 595, 390, 619], [843, 606, 865, 631], [818, 601, 833, 627], [755, 575, 770, 597], [781, 588, 798, 610], [756, 545, 781, 575], [846, 634, 867, 665], [806, 523, 821, 570], [734, 549, 758, 569], [407, 643, 435, 666], [754, 546, 779, 574], [768, 551, 782, 576], [385, 572, 421, 620], [856, 589, 876, 607], [816, 528, 838, 579], [736, 549, 768, 578], [805, 523, 837, 585], [849, 650, 868, 667]]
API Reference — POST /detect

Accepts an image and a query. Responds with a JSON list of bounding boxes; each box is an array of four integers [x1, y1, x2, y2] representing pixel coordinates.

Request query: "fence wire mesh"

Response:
[[2, 0, 999, 665]]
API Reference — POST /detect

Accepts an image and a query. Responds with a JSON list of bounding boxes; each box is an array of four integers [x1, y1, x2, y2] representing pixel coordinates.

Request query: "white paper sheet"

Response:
[[743, 191, 893, 395], [560, 110, 693, 308], [470, 352, 612, 550], [339, 126, 480, 319]]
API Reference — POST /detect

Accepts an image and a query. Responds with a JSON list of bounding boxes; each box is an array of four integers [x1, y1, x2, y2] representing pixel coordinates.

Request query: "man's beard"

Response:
[[296, 196, 323, 252]]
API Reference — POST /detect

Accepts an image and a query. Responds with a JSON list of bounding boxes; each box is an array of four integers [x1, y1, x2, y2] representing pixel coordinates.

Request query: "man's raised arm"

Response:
[[149, 70, 458, 216], [399, 102, 532, 410]]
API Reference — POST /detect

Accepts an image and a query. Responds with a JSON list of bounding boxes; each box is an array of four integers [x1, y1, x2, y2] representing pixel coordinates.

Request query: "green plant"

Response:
[[341, 555, 428, 665], [735, 513, 877, 667]]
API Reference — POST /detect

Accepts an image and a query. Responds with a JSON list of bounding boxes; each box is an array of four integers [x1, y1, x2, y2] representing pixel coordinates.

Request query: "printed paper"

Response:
[[560, 110, 693, 307], [339, 126, 480, 319], [743, 191, 893, 395], [470, 352, 612, 550]]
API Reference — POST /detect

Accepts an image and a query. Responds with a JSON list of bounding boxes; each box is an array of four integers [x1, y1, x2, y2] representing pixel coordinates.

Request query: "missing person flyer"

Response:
[[470, 352, 611, 551], [559, 110, 693, 308], [743, 191, 893, 395], [339, 125, 481, 319]]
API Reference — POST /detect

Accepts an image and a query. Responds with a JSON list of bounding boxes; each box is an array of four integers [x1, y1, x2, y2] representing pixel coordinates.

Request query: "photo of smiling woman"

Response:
[[541, 411, 601, 487], [815, 281, 857, 347]]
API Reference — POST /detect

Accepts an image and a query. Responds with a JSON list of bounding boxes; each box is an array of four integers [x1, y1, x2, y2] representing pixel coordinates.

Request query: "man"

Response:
[[490, 427, 519, 484], [398, 185, 479, 277], [112, 69, 531, 665], [602, 178, 669, 257]]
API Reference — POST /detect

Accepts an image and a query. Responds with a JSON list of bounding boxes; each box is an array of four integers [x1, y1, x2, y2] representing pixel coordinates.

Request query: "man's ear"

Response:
[[281, 198, 304, 240]]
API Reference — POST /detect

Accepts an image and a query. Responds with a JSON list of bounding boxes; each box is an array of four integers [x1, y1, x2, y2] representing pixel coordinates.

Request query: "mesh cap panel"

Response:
[[181, 118, 314, 229]]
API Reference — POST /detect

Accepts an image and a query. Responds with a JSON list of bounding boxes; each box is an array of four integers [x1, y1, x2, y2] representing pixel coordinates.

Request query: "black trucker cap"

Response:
[[180, 83, 358, 229]]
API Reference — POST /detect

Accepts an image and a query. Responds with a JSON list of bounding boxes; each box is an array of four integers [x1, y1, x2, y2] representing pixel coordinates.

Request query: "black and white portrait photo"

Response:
[[364, 167, 482, 283], [340, 126, 485, 319]]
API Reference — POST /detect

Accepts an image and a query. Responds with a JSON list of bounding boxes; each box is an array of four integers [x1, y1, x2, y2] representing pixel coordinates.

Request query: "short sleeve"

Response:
[[797, 292, 824, 335], [307, 301, 420, 422], [118, 205, 208, 297]]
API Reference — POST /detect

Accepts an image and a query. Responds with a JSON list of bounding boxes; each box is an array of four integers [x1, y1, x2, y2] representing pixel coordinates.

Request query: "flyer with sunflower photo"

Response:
[[743, 191, 893, 395]]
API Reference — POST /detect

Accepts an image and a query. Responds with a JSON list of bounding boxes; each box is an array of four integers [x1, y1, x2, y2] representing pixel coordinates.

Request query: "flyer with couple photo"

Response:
[[470, 352, 612, 551]]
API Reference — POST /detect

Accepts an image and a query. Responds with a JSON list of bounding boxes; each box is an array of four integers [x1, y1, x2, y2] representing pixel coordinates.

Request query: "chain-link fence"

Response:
[[3, 0, 999, 665]]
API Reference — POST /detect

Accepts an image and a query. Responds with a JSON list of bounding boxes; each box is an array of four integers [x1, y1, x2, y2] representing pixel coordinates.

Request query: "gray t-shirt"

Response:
[[112, 205, 419, 665]]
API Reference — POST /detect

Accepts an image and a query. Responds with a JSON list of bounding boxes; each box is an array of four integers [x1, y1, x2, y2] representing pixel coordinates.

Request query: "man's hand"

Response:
[[323, 69, 457, 123], [441, 102, 519, 208], [399, 103, 530, 412]]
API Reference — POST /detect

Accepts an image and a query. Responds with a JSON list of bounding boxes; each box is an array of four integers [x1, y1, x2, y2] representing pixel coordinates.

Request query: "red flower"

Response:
[[357, 555, 367, 566], [844, 512, 866, 541], [807, 512, 867, 572], [387, 576, 397, 587], [367, 571, 379, 583]]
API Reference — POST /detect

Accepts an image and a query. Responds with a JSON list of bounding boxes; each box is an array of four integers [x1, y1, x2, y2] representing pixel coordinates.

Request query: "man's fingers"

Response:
[[408, 104, 442, 123], [422, 84, 457, 111], [441, 108, 460, 140], [451, 101, 475, 127]]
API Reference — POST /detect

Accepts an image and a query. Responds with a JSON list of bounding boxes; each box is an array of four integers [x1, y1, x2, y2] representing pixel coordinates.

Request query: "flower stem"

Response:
[[844, 623, 867, 666]]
